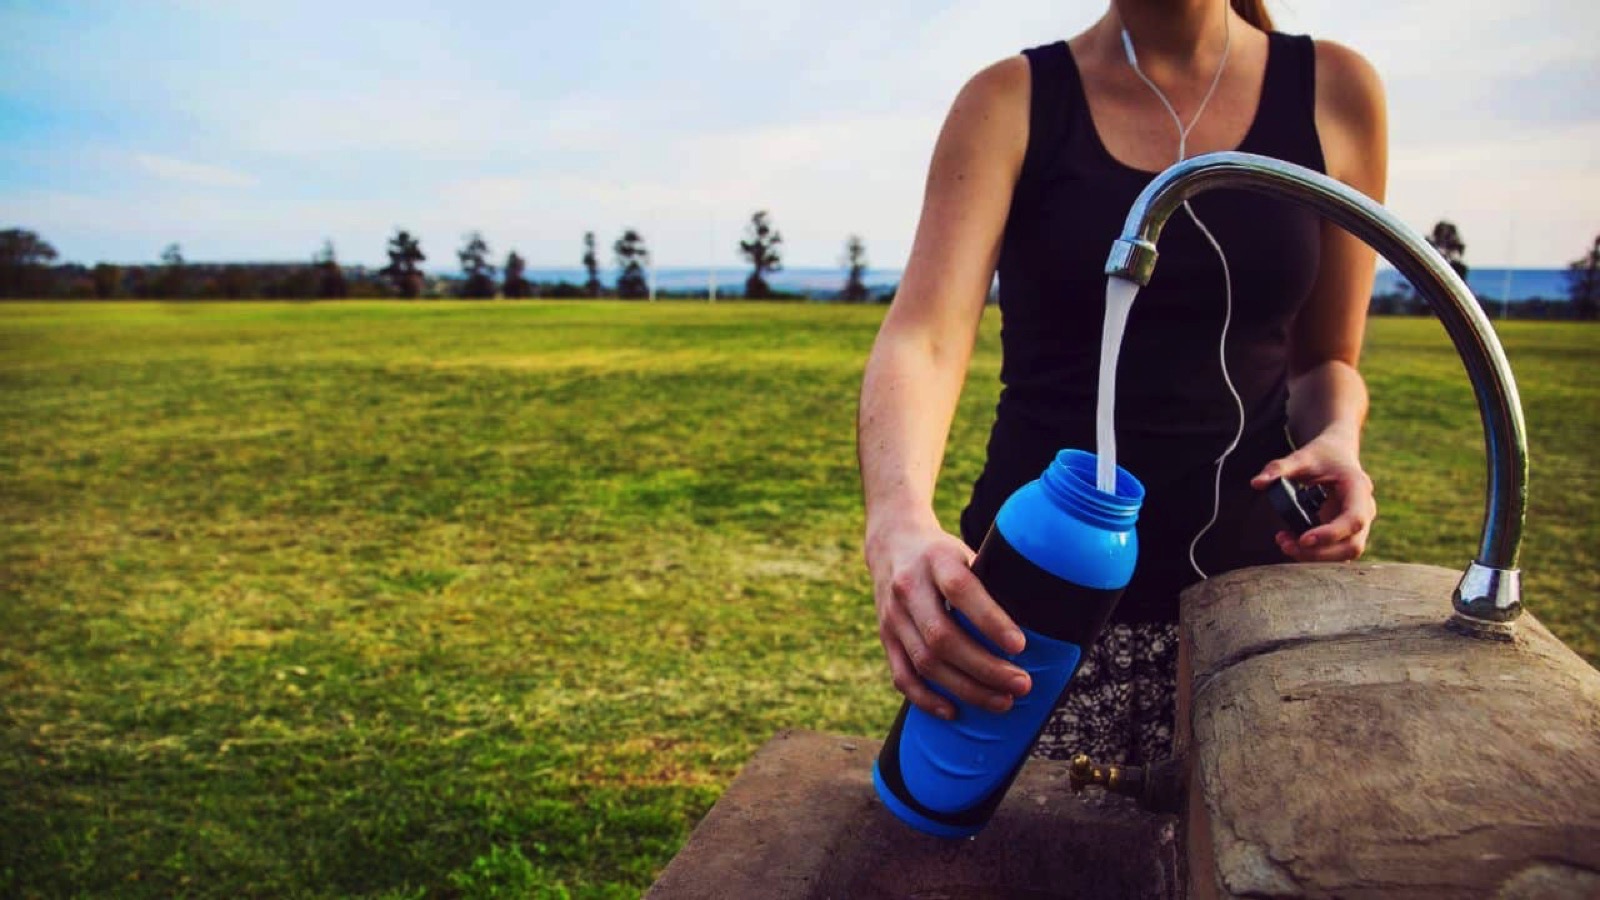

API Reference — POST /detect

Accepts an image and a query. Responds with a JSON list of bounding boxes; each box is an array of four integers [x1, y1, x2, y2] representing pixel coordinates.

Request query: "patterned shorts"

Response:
[[1030, 622, 1179, 766]]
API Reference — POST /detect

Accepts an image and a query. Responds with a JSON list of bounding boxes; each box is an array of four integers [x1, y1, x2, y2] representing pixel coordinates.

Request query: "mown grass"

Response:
[[2, 301, 1595, 897]]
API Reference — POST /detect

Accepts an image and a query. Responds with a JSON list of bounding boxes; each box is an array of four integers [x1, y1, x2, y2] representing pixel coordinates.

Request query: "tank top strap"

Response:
[[1017, 42, 1078, 196], [1249, 32, 1326, 173]]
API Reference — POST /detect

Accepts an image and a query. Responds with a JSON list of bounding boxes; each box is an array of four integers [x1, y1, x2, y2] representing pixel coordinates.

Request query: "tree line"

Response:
[[2, 217, 1596, 318], [0, 210, 886, 304]]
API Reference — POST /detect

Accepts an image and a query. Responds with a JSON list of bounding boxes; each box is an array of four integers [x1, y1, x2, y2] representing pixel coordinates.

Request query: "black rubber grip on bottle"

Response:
[[970, 526, 1125, 648]]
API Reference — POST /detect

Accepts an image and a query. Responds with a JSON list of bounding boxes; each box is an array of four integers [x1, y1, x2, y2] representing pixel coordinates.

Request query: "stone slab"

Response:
[[647, 729, 1178, 899], [1182, 563, 1600, 899]]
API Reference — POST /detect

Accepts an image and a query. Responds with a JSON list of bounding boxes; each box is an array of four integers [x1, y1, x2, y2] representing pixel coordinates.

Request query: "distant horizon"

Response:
[[57, 260, 1575, 276], [487, 265, 1579, 301], [45, 260, 1576, 301], [42, 255, 1581, 275]]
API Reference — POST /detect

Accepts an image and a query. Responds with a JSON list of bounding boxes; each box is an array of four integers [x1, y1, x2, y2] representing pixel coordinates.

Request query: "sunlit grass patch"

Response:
[[1, 302, 1594, 897]]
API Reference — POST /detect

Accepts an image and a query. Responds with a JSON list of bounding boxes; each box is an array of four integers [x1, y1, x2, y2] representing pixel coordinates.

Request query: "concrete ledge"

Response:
[[647, 729, 1178, 899], [1182, 563, 1600, 899]]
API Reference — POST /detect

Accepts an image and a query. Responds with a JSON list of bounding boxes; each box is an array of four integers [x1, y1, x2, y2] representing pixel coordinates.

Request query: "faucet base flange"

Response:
[[1452, 561, 1522, 624]]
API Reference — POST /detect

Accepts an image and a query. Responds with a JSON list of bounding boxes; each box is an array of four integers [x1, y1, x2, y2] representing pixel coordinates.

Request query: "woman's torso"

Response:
[[961, 32, 1328, 622]]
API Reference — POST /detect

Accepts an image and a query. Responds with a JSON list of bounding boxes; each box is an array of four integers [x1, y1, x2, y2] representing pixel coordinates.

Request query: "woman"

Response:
[[858, 0, 1384, 766]]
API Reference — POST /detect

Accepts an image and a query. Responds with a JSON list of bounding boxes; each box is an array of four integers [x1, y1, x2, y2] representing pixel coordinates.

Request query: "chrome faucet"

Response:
[[1105, 151, 1528, 627]]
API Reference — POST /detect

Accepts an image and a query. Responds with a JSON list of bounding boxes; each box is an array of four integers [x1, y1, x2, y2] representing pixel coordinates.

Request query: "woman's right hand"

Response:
[[867, 519, 1034, 721]]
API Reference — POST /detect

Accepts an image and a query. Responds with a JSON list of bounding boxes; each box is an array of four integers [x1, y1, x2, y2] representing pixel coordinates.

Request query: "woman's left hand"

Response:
[[1250, 432, 1376, 562]]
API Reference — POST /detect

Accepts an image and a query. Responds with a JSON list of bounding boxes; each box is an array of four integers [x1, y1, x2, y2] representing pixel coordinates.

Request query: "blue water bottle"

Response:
[[872, 448, 1145, 838]]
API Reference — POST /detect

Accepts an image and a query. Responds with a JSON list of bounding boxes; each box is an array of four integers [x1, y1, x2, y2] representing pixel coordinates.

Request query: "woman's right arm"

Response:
[[858, 56, 1035, 721]]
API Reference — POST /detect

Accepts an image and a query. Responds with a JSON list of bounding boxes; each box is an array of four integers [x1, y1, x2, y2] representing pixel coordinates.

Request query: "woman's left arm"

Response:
[[1251, 40, 1388, 562]]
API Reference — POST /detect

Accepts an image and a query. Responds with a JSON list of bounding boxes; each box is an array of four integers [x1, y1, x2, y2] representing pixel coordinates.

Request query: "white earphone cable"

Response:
[[1121, 9, 1245, 580]]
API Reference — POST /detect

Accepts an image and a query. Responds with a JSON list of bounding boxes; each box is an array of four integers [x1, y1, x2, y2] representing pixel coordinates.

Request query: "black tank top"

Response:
[[960, 33, 1327, 623]]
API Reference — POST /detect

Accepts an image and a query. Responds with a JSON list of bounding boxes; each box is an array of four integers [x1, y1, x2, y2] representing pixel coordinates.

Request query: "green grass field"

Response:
[[3, 301, 1596, 897]]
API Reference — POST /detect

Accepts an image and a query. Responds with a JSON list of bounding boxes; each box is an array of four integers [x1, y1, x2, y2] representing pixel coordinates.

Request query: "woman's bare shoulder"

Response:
[[931, 54, 1032, 173], [1313, 40, 1385, 120], [950, 54, 1031, 124], [1312, 39, 1387, 188]]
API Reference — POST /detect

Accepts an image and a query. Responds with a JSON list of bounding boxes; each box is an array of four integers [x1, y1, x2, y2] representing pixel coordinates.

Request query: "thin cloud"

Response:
[[3, 0, 1596, 267], [133, 154, 259, 189]]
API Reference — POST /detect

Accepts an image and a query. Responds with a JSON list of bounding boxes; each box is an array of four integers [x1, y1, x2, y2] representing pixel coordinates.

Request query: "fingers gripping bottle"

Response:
[[873, 449, 1145, 838]]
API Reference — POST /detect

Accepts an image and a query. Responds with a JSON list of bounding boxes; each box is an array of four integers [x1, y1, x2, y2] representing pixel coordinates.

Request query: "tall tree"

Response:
[[0, 228, 59, 297], [314, 239, 347, 299], [841, 234, 870, 302], [739, 210, 783, 299], [157, 243, 187, 298], [614, 229, 650, 299], [582, 231, 602, 297], [457, 231, 496, 298], [381, 229, 426, 298], [1425, 220, 1469, 281], [1568, 232, 1600, 322], [503, 250, 532, 298]]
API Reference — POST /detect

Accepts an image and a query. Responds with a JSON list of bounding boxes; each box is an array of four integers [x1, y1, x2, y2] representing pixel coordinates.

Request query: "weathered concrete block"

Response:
[[647, 729, 1178, 899], [1182, 563, 1600, 899]]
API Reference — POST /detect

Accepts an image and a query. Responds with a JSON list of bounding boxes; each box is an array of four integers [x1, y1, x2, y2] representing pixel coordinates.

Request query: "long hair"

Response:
[[1231, 0, 1274, 31]]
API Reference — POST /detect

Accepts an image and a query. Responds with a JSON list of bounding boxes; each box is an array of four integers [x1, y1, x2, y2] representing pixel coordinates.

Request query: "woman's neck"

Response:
[[1104, 0, 1233, 70]]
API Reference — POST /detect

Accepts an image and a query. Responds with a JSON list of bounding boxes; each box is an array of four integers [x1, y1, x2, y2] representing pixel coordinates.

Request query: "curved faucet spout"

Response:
[[1105, 151, 1528, 625]]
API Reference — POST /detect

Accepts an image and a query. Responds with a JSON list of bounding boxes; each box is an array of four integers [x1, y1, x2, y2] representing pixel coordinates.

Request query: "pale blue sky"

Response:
[[3, 0, 1596, 268]]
